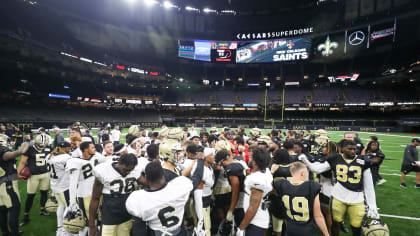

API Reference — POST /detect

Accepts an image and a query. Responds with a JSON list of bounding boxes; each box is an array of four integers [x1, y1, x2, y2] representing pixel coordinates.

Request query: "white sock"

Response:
[[57, 204, 65, 228], [78, 227, 89, 236]]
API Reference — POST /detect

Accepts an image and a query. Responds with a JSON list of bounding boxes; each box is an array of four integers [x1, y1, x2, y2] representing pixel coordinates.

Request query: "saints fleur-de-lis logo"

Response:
[[317, 36, 338, 57]]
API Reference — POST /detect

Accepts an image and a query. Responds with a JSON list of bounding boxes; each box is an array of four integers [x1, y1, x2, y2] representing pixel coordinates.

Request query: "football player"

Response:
[[214, 147, 246, 228], [237, 148, 273, 235], [126, 158, 204, 235], [400, 138, 420, 188], [17, 133, 52, 226], [270, 149, 292, 236], [361, 141, 386, 186], [89, 153, 140, 236], [102, 141, 114, 157], [46, 141, 72, 236], [160, 140, 185, 182], [300, 140, 378, 236], [66, 141, 106, 235], [0, 135, 29, 236], [273, 162, 329, 236]]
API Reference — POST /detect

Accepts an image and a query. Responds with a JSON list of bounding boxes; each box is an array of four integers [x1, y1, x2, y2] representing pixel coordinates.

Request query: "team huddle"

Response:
[[0, 125, 393, 236]]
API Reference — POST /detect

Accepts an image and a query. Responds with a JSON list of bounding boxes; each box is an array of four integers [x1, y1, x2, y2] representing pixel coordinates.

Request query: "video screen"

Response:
[[236, 38, 312, 63], [178, 40, 195, 59], [211, 41, 238, 62], [194, 40, 211, 62]]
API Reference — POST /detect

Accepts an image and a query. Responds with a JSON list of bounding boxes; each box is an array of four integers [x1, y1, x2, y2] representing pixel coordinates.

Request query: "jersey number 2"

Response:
[[158, 206, 179, 228]]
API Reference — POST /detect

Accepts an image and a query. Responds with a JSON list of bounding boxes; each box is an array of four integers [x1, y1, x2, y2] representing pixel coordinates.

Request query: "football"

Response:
[[19, 167, 31, 180]]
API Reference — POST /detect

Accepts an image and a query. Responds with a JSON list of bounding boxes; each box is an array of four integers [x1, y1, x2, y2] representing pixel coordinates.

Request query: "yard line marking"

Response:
[[380, 214, 420, 221], [380, 173, 415, 177], [361, 132, 418, 139]]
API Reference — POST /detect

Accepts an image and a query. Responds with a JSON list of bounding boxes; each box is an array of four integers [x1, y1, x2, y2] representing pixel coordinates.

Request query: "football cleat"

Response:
[[362, 219, 389, 236]]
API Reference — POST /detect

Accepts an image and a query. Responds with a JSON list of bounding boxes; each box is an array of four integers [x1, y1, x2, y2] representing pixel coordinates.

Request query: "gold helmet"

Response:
[[45, 196, 58, 213], [159, 127, 169, 138], [0, 134, 9, 149], [362, 220, 389, 236], [159, 140, 183, 164], [250, 128, 261, 138], [314, 129, 329, 146], [257, 135, 272, 146], [314, 129, 328, 137], [128, 125, 141, 136], [209, 127, 218, 134], [215, 140, 233, 154], [63, 207, 85, 234], [34, 134, 50, 152], [167, 128, 184, 141]]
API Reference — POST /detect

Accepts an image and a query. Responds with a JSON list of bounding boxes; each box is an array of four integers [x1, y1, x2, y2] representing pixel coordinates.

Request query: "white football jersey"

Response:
[[243, 169, 273, 229], [105, 155, 121, 163], [66, 153, 107, 197], [214, 166, 231, 194], [93, 162, 141, 195], [134, 157, 150, 177], [126, 176, 193, 234], [70, 148, 82, 159], [192, 164, 214, 197], [46, 153, 71, 194]]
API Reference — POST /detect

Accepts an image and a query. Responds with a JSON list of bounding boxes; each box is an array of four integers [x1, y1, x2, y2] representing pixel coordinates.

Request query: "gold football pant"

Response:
[[331, 197, 365, 228], [101, 220, 132, 236]]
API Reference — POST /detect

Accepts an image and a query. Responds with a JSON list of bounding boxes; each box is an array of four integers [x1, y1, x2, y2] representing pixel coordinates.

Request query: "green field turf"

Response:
[[14, 128, 420, 236]]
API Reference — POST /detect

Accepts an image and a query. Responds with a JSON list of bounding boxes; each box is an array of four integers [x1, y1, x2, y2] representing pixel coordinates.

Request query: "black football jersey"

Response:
[[24, 146, 49, 175], [274, 180, 321, 236], [0, 149, 18, 184], [273, 164, 292, 181], [225, 162, 246, 192], [327, 154, 370, 192], [164, 167, 181, 183]]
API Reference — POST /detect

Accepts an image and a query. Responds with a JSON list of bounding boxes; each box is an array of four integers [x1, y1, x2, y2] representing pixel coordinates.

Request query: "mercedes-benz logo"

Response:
[[349, 31, 365, 46]]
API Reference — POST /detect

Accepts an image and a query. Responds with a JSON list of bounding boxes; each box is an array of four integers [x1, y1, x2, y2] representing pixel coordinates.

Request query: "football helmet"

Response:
[[128, 125, 141, 136], [217, 219, 235, 236], [250, 128, 261, 138], [159, 127, 169, 138], [0, 134, 9, 149], [45, 195, 59, 213], [314, 129, 329, 146], [167, 128, 184, 141], [257, 135, 272, 146], [215, 140, 232, 154], [34, 134, 49, 152], [159, 140, 183, 164], [63, 206, 86, 234], [210, 127, 219, 134], [362, 219, 389, 236]]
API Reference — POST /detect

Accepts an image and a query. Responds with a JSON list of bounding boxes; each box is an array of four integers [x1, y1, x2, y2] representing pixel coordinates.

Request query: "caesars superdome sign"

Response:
[[235, 27, 314, 40]]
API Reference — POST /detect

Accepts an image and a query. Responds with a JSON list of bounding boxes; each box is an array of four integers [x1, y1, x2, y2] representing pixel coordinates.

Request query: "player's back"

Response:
[[126, 176, 193, 235], [274, 180, 321, 236], [47, 153, 71, 194]]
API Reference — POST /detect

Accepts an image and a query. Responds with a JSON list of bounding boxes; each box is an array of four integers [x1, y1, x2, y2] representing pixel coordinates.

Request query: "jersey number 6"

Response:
[[158, 206, 179, 228]]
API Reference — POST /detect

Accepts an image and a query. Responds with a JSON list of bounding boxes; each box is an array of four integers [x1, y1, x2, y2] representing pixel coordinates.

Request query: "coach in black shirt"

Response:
[[400, 138, 420, 188]]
